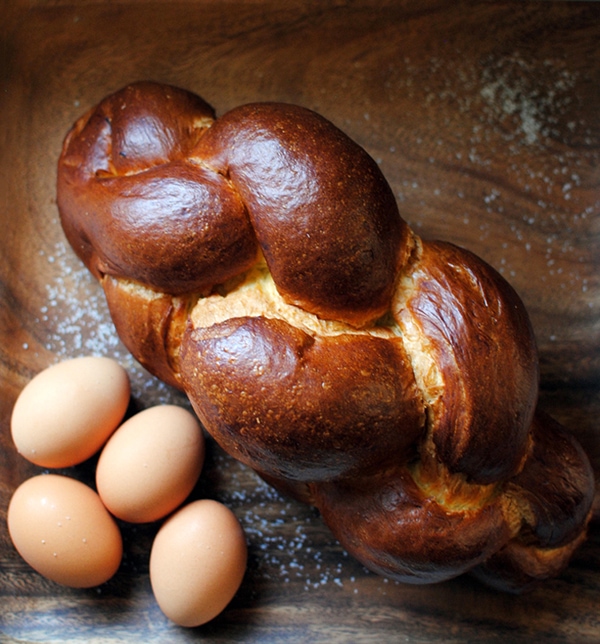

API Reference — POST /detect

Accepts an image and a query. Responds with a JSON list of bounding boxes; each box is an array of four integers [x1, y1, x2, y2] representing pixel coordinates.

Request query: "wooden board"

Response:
[[1, 1, 599, 641]]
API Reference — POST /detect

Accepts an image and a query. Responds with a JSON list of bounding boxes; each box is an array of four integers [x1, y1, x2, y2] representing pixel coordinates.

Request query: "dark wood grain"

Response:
[[1, 1, 599, 642]]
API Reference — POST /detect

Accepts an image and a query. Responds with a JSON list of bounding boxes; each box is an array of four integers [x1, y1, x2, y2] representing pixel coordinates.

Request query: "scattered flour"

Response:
[[479, 53, 578, 145], [386, 49, 598, 316], [213, 448, 368, 593], [39, 238, 179, 406]]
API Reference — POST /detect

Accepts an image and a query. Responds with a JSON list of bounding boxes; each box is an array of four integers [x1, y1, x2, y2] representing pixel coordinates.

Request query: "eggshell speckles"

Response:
[[10, 356, 130, 468], [7, 474, 123, 588], [149, 499, 247, 627], [96, 405, 205, 523]]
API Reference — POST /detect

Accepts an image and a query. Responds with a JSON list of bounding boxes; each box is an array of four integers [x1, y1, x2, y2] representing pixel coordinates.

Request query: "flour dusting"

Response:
[[479, 53, 578, 145]]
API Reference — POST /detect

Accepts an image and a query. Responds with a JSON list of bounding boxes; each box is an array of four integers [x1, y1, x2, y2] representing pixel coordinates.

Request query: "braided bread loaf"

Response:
[[57, 81, 594, 592]]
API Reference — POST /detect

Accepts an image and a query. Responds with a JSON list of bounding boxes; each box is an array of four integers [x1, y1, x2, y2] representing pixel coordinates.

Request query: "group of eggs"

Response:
[[7, 356, 247, 628]]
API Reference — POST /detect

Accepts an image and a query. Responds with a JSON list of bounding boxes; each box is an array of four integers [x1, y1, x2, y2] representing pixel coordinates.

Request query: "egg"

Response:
[[10, 356, 130, 468], [7, 474, 123, 588], [95, 405, 205, 523], [149, 499, 247, 627]]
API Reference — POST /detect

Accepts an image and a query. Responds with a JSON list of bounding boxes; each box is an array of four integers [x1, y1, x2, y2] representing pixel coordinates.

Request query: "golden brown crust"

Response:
[[191, 102, 413, 326], [506, 411, 595, 549], [469, 530, 589, 594], [180, 316, 425, 482], [57, 82, 259, 294], [312, 464, 513, 584], [465, 411, 594, 593], [101, 275, 188, 390], [56, 81, 595, 593], [394, 240, 539, 484]]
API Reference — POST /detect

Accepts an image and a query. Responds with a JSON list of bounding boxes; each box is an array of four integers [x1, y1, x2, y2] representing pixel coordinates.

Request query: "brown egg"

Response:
[[96, 405, 205, 523], [7, 474, 123, 588], [149, 499, 247, 627], [10, 356, 130, 468]]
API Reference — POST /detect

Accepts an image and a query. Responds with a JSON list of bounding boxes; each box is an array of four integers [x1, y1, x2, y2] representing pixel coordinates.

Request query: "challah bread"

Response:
[[57, 81, 595, 592]]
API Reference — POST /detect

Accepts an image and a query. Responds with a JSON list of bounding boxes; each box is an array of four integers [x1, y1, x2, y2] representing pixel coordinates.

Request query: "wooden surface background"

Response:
[[1, 1, 599, 642]]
